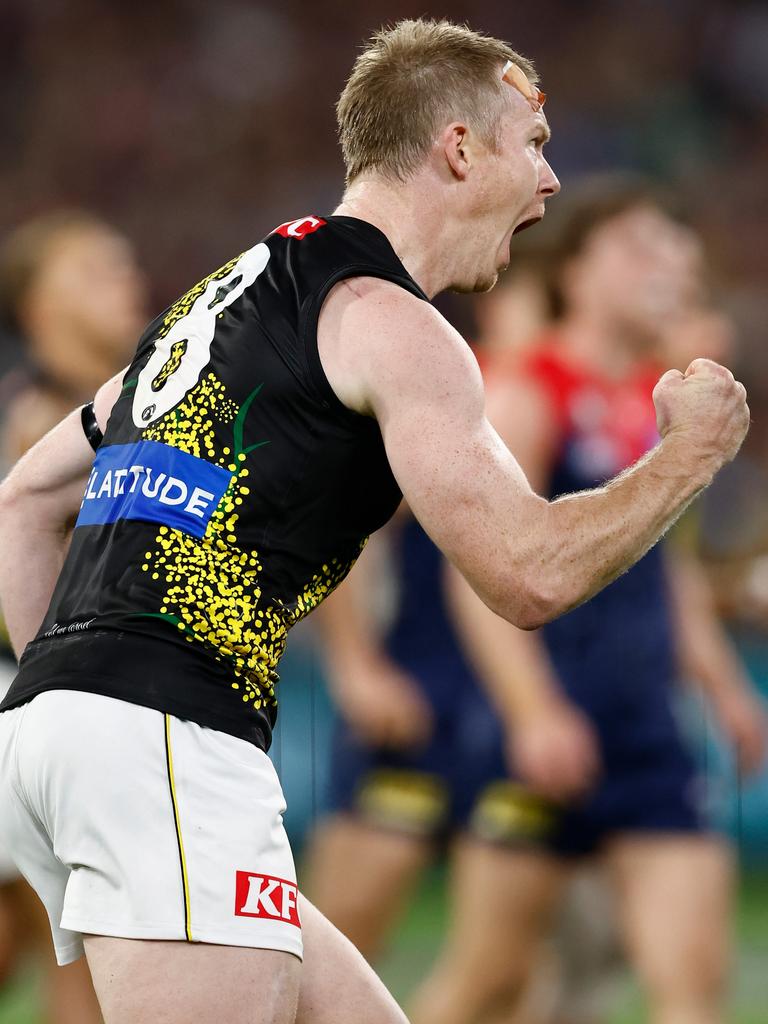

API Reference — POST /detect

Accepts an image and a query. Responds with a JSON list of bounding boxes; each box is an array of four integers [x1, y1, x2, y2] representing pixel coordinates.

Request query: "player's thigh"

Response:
[[84, 935, 301, 1024], [606, 833, 734, 988], [405, 839, 570, 1024], [295, 896, 408, 1024], [445, 837, 569, 965], [304, 815, 431, 955]]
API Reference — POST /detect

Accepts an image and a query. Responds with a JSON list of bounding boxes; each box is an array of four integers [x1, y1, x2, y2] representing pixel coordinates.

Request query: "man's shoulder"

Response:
[[327, 273, 430, 316], [324, 276, 471, 371], [318, 277, 477, 417]]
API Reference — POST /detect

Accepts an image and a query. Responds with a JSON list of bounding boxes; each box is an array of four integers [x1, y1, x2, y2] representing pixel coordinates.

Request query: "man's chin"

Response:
[[450, 272, 499, 295]]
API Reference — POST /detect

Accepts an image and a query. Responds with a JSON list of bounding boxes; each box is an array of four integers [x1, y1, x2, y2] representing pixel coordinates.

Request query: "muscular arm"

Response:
[[0, 375, 122, 656], [318, 279, 749, 629]]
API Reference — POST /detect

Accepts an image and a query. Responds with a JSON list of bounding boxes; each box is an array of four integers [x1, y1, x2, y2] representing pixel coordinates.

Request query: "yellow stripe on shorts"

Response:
[[164, 715, 193, 941]]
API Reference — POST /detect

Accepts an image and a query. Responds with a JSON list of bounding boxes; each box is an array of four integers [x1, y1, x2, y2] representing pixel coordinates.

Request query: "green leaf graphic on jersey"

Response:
[[151, 339, 188, 392], [233, 384, 270, 459]]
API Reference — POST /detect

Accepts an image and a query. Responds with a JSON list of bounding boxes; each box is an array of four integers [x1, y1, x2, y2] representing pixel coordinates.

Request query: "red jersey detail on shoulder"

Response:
[[273, 216, 327, 240]]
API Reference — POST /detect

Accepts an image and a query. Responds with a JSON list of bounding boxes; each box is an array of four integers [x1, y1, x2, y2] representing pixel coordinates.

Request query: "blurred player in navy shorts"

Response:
[[423, 184, 767, 1024], [306, 183, 767, 1024]]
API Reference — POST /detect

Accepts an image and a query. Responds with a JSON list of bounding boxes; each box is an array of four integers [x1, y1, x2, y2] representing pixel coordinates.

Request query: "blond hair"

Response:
[[337, 19, 537, 185]]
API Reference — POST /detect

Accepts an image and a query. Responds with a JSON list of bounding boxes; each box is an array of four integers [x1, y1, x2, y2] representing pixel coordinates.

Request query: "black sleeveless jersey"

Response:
[[1, 216, 428, 749]]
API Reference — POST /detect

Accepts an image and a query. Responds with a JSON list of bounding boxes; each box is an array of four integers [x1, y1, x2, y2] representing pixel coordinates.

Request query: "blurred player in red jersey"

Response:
[[0, 209, 147, 1024], [408, 183, 767, 1024], [305, 191, 764, 1024]]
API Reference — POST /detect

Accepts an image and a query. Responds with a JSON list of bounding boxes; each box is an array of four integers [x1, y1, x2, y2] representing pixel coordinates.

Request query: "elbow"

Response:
[[486, 570, 570, 631], [487, 548, 589, 626], [511, 585, 561, 631], [513, 606, 551, 632], [493, 506, 583, 629]]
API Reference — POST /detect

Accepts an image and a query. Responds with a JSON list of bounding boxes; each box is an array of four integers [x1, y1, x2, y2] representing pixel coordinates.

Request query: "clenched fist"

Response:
[[653, 358, 750, 473]]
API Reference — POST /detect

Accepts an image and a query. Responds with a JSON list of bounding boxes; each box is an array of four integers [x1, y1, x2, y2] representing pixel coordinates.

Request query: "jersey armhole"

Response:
[[299, 266, 428, 420]]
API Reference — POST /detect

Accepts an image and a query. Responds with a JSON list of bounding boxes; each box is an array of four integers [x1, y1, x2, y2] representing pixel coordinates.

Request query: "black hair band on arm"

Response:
[[81, 401, 103, 452]]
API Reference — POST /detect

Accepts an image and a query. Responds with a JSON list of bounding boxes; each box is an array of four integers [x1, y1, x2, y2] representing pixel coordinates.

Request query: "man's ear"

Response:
[[442, 122, 472, 181]]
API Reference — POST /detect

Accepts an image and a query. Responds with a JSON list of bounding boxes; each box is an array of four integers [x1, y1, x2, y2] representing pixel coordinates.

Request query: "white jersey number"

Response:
[[132, 243, 271, 428]]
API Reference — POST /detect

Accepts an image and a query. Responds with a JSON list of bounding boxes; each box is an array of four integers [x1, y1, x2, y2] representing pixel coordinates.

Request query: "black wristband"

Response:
[[81, 401, 104, 452]]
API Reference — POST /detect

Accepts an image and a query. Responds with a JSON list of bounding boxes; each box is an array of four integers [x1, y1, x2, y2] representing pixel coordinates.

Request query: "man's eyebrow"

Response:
[[536, 122, 552, 144]]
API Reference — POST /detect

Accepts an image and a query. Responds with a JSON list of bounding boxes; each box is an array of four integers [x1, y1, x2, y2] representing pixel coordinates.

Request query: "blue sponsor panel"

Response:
[[77, 440, 231, 538]]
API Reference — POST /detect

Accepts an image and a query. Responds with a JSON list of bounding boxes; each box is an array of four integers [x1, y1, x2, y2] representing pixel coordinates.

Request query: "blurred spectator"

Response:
[[0, 208, 147, 1024], [0, 210, 146, 465]]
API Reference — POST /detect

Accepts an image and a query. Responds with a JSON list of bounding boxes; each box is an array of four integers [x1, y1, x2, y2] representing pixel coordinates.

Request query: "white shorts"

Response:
[[0, 659, 20, 883], [0, 690, 302, 965]]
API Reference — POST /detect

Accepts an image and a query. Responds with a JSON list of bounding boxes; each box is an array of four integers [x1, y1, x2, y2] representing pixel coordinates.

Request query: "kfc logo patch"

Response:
[[235, 872, 301, 928], [273, 216, 326, 240]]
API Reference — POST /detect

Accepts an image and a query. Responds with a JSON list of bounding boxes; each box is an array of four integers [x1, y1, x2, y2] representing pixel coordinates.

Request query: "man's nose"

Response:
[[540, 159, 560, 197]]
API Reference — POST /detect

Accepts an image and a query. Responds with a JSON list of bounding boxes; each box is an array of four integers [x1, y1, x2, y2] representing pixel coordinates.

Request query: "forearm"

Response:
[[527, 434, 712, 623], [686, 623, 752, 702], [0, 402, 113, 657], [0, 496, 72, 657]]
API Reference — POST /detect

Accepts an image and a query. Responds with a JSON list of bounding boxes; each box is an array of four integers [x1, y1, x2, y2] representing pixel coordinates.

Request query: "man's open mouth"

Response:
[[513, 215, 543, 235]]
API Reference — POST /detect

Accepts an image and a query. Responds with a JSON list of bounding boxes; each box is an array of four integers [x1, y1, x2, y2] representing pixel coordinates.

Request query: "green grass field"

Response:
[[1, 869, 766, 1023]]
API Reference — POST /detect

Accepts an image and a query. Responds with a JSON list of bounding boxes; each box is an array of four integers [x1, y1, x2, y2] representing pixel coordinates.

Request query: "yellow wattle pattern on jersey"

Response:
[[138, 366, 360, 713]]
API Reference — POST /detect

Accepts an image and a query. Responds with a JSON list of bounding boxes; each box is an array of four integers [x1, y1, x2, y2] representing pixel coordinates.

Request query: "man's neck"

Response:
[[334, 175, 463, 299]]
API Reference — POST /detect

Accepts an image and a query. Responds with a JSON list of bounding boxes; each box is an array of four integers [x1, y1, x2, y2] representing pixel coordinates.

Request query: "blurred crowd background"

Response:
[[0, 1, 767, 1022], [3, 0, 768, 586]]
